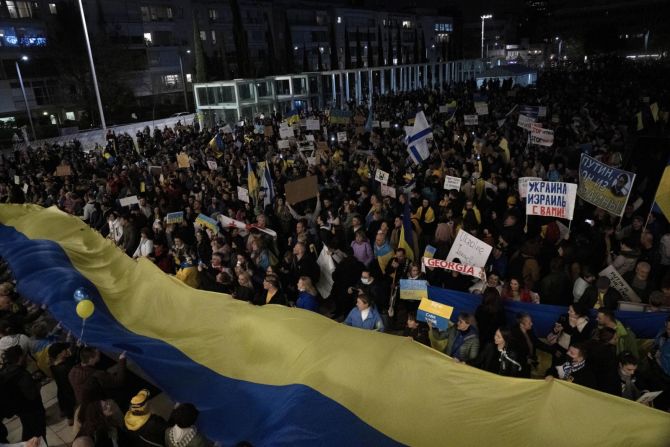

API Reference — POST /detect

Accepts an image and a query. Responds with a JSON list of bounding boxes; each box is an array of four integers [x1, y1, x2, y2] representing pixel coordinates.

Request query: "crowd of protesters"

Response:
[[2, 56, 670, 443]]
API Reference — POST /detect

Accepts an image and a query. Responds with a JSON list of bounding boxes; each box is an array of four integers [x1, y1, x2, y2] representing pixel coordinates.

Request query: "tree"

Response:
[[329, 17, 338, 70], [284, 13, 295, 73], [344, 24, 352, 69], [355, 27, 363, 68], [303, 43, 309, 72], [230, 0, 250, 77], [377, 25, 384, 66], [317, 45, 324, 71], [264, 14, 276, 76], [396, 23, 402, 64], [367, 28, 374, 68], [193, 15, 208, 82], [387, 27, 393, 65]]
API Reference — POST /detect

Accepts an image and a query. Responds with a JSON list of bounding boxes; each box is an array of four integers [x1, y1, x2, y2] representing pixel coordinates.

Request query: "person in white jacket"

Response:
[[132, 228, 154, 259]]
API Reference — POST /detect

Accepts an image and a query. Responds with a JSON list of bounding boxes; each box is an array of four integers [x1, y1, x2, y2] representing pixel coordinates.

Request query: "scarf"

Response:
[[559, 359, 585, 379], [168, 426, 198, 447]]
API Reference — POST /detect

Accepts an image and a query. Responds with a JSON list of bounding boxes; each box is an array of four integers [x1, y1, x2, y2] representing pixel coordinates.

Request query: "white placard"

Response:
[[538, 106, 547, 117], [446, 229, 493, 268], [464, 115, 478, 126], [277, 139, 290, 149], [372, 120, 380, 128], [22, 183, 29, 194], [221, 124, 233, 134], [443, 175, 462, 191], [207, 160, 218, 170], [530, 124, 555, 147], [380, 183, 396, 198], [526, 181, 577, 220], [475, 102, 489, 115], [237, 186, 250, 203], [279, 126, 294, 139], [438, 105, 448, 113], [518, 177, 542, 199], [599, 265, 641, 303], [337, 131, 347, 142], [305, 134, 315, 142], [14, 175, 20, 185], [375, 169, 390, 185], [381, 121, 391, 129], [306, 119, 320, 131], [517, 114, 536, 131], [119, 195, 140, 207], [637, 391, 663, 405]]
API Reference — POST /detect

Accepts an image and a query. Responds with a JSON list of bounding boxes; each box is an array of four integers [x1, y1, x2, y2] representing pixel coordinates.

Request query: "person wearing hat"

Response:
[[578, 276, 622, 311], [165, 403, 213, 447], [124, 389, 167, 447]]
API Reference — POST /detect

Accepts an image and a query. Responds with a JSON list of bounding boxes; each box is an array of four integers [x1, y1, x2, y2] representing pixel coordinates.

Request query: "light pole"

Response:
[[480, 14, 493, 60], [178, 49, 191, 112], [15, 56, 36, 141], [77, 0, 106, 130]]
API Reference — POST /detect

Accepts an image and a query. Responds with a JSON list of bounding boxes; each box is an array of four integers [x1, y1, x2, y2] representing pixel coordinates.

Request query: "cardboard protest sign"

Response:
[[285, 175, 318, 205], [165, 211, 184, 224], [399, 279, 428, 301], [530, 124, 554, 147], [599, 265, 641, 303], [264, 126, 274, 137], [578, 153, 635, 217], [464, 115, 478, 126], [119, 195, 140, 207], [526, 181, 577, 220], [422, 257, 486, 280], [380, 184, 396, 198], [55, 165, 72, 176], [195, 214, 218, 233], [279, 126, 294, 140], [518, 177, 542, 199], [439, 105, 448, 113], [375, 169, 390, 185], [447, 229, 493, 268], [337, 131, 347, 142], [177, 152, 190, 168], [372, 120, 380, 128], [316, 141, 329, 151], [517, 114, 536, 131], [277, 139, 290, 149], [416, 297, 454, 331], [306, 119, 320, 131], [207, 160, 218, 170], [22, 183, 29, 194], [237, 186, 250, 203], [221, 124, 233, 134], [305, 134, 315, 142], [14, 175, 20, 185], [475, 102, 489, 115], [381, 121, 391, 129], [443, 175, 462, 191]]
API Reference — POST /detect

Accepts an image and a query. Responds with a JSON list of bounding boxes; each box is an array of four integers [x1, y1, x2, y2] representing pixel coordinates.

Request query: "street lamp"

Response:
[[15, 55, 36, 141], [480, 14, 493, 60], [178, 49, 191, 112], [76, 0, 106, 130]]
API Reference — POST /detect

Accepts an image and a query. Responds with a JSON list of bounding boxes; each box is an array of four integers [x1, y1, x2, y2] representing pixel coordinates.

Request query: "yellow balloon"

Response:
[[76, 299, 95, 320]]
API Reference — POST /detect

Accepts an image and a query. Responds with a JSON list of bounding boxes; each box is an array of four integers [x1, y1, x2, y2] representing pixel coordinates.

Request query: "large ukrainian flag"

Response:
[[0, 205, 669, 446]]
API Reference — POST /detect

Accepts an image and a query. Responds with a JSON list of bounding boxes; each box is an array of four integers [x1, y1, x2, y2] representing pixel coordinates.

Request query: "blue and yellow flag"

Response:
[[247, 157, 259, 201], [1, 206, 669, 446], [655, 157, 670, 220], [399, 201, 415, 261], [286, 108, 300, 126], [209, 133, 224, 151]]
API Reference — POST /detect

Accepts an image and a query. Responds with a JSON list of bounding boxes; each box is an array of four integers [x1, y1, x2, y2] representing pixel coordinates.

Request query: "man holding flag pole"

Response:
[[405, 110, 433, 165]]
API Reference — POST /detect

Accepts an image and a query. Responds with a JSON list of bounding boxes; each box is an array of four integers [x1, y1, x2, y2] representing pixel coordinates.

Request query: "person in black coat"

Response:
[[545, 343, 597, 390], [124, 389, 167, 447], [475, 287, 506, 347], [510, 313, 552, 378], [472, 327, 524, 377], [0, 346, 46, 441], [578, 276, 622, 311], [48, 343, 77, 424], [254, 274, 288, 306], [584, 328, 620, 396]]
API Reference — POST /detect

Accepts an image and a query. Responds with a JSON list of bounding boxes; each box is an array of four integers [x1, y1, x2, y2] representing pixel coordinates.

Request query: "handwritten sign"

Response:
[[380, 184, 396, 198], [599, 265, 641, 303], [207, 160, 218, 170], [237, 186, 250, 203], [530, 124, 554, 147], [446, 229, 492, 268], [517, 114, 536, 131], [277, 139, 290, 149], [119, 195, 140, 207], [475, 102, 489, 115], [526, 181, 577, 220], [443, 175, 462, 191], [279, 126, 294, 140], [375, 169, 390, 185], [381, 121, 391, 129], [337, 131, 347, 142], [306, 119, 320, 131], [464, 115, 478, 126], [177, 152, 190, 168], [416, 297, 454, 331]]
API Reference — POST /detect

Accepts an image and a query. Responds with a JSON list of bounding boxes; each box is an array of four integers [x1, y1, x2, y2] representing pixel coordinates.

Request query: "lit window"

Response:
[[211, 30, 216, 44], [48, 2, 56, 14], [200, 31, 206, 41], [337, 16, 342, 24], [208, 8, 218, 20], [166, 7, 173, 19], [186, 73, 192, 82], [402, 20, 411, 28], [7, 1, 31, 18], [143, 32, 152, 45], [163, 74, 180, 87], [65, 111, 75, 121]]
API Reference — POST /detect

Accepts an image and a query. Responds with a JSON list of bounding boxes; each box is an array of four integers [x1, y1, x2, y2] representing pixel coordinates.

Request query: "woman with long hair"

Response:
[[296, 276, 320, 313], [473, 327, 524, 377]]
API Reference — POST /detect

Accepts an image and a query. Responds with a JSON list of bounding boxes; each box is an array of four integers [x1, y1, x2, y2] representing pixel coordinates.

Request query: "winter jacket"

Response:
[[344, 306, 384, 331]]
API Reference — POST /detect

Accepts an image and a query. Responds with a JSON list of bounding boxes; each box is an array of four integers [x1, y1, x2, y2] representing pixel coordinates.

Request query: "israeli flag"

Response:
[[405, 110, 433, 165], [261, 164, 275, 208]]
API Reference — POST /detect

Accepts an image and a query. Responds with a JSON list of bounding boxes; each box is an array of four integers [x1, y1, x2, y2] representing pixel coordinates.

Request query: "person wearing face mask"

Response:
[[347, 270, 387, 315]]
